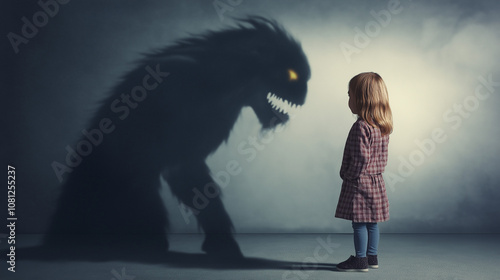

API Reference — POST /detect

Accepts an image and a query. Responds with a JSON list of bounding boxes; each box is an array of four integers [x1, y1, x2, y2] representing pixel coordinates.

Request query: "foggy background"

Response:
[[2, 0, 500, 234]]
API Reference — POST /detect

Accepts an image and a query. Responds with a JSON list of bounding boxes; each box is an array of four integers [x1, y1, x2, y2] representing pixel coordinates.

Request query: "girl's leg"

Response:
[[352, 222, 368, 257], [366, 223, 379, 256], [336, 222, 369, 271]]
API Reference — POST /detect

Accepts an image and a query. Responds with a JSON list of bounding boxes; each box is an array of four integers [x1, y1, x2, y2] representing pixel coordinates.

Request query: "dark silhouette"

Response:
[[45, 17, 310, 258], [14, 245, 336, 272]]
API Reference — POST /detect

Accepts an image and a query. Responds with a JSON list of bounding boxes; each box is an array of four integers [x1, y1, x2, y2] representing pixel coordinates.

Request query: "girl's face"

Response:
[[348, 90, 357, 114]]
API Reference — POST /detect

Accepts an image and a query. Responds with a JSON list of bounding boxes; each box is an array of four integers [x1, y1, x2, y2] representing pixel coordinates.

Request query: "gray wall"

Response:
[[3, 0, 500, 234]]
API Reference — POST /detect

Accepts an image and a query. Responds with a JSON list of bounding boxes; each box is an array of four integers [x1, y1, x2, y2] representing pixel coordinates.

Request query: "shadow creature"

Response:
[[12, 246, 336, 272], [45, 16, 310, 258]]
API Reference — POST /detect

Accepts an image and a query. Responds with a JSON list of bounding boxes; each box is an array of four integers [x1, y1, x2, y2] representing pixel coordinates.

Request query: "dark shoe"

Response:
[[368, 255, 379, 269], [336, 255, 368, 272]]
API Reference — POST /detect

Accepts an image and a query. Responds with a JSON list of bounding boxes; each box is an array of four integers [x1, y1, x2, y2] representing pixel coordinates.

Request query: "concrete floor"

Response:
[[1, 234, 498, 280]]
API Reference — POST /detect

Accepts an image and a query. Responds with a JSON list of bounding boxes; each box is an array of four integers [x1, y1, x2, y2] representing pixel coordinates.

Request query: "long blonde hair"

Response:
[[349, 72, 393, 135]]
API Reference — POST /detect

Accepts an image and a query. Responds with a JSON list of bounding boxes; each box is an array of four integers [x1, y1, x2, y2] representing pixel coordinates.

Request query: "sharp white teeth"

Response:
[[266, 91, 302, 117]]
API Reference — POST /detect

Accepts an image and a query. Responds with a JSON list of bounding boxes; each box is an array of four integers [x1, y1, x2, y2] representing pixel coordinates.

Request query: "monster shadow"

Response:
[[13, 245, 337, 273], [45, 17, 310, 258]]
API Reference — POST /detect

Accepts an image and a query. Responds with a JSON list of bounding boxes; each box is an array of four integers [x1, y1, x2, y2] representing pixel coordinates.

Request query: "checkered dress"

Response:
[[335, 118, 390, 223]]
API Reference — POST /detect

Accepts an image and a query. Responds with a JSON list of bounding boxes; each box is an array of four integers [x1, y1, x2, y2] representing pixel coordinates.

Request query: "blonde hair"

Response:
[[349, 72, 393, 135]]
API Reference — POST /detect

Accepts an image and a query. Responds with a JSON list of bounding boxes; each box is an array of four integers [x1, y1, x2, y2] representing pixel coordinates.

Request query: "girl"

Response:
[[335, 72, 392, 272]]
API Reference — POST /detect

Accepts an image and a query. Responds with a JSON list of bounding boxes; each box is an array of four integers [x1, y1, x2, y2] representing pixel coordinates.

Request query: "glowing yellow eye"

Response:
[[288, 69, 298, 81]]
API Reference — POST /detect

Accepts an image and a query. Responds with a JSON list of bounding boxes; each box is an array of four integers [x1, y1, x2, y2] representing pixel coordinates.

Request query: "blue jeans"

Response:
[[352, 222, 379, 258]]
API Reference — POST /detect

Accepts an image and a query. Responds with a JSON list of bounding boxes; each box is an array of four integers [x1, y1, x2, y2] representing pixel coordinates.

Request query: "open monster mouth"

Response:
[[266, 92, 302, 117]]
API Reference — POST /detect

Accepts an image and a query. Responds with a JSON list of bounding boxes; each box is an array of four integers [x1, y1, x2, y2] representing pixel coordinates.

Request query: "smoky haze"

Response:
[[3, 0, 500, 234]]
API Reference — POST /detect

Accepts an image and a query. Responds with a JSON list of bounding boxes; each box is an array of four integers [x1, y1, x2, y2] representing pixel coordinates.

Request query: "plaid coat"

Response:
[[335, 118, 390, 223]]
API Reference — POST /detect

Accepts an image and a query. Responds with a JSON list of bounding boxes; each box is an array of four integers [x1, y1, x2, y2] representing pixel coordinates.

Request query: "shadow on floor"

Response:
[[12, 246, 337, 271]]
